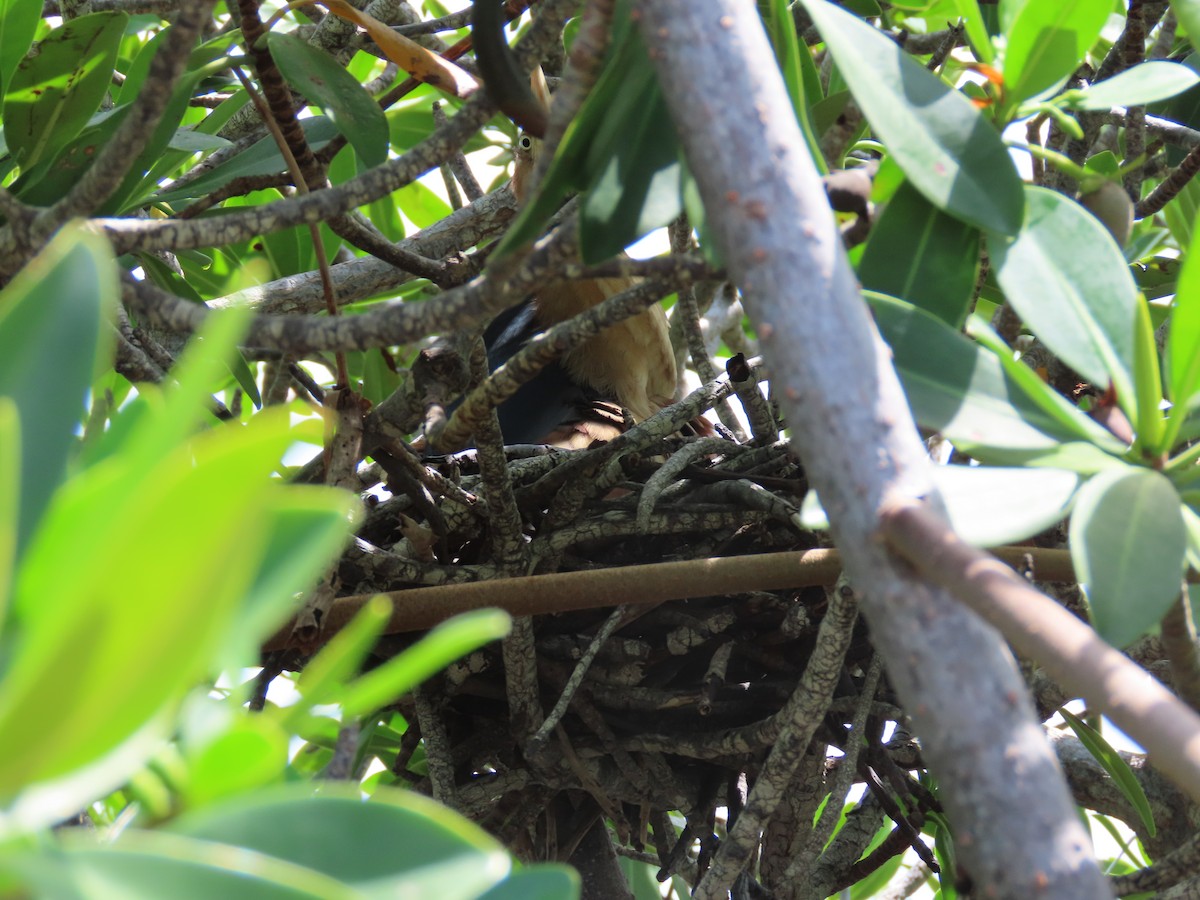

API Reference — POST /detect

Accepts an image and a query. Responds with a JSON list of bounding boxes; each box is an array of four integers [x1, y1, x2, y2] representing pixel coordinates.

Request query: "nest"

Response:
[[266, 381, 946, 894]]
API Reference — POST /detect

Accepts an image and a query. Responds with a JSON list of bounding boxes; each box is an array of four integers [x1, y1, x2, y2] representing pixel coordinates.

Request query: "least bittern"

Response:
[[485, 70, 679, 448]]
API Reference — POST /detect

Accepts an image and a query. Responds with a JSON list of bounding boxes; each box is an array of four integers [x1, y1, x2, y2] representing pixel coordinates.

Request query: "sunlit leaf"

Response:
[[1062, 61, 1200, 111], [2, 11, 128, 168]]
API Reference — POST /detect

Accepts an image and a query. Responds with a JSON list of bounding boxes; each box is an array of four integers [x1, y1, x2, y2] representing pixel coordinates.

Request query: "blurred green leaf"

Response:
[[169, 786, 512, 898], [0, 225, 115, 558], [2, 11, 128, 168], [953, 0, 996, 65], [1070, 466, 1186, 647], [269, 31, 388, 170], [1062, 61, 1200, 111], [4, 829, 350, 899], [798, 0, 1025, 234], [497, 13, 685, 260], [184, 717, 290, 808], [290, 595, 393, 721], [0, 399, 18, 620], [341, 609, 512, 718], [1001, 0, 1110, 108], [966, 315, 1129, 452], [1059, 710, 1156, 837], [989, 186, 1138, 416], [859, 179, 979, 327], [478, 866, 580, 900]]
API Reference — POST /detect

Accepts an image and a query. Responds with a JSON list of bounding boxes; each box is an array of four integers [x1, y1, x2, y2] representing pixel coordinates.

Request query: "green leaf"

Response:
[[477, 866, 581, 900], [1059, 709, 1156, 838], [1170, 1, 1200, 53], [153, 117, 341, 205], [868, 293, 1123, 463], [289, 595, 393, 721], [2, 11, 128, 169], [1001, 0, 1111, 108], [1132, 296, 1166, 455], [184, 717, 291, 807], [989, 186, 1138, 415], [761, 0, 827, 174], [1070, 466, 1187, 647], [0, 225, 116, 558], [798, 0, 1025, 235], [1165, 206, 1200, 450], [953, 0, 996, 65], [0, 0, 39, 97], [268, 31, 389, 170], [1062, 61, 1200, 111], [858, 179, 979, 327], [804, 465, 1079, 545], [966, 315, 1130, 453], [3, 830, 349, 899], [0, 399, 18, 620], [341, 609, 512, 718], [497, 15, 684, 259], [169, 786, 511, 898]]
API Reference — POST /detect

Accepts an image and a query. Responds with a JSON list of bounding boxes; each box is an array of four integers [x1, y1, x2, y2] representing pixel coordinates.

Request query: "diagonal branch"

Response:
[[632, 2, 1108, 896]]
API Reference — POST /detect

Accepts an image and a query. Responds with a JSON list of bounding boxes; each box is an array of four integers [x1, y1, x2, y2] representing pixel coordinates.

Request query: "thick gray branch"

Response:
[[633, 3, 1107, 897]]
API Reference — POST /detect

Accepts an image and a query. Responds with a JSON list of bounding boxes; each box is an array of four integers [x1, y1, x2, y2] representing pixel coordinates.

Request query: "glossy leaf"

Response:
[[1002, 0, 1110, 107], [935, 464, 1078, 546], [1059, 710, 1156, 837], [868, 293, 1123, 464], [858, 179, 979, 327], [1062, 61, 1200, 111], [798, 0, 1025, 235], [989, 186, 1138, 416], [0, 225, 115, 558], [1169, 1, 1200, 54], [0, 0, 39, 96], [2, 11, 128, 168], [268, 31, 389, 170], [1070, 467, 1187, 647]]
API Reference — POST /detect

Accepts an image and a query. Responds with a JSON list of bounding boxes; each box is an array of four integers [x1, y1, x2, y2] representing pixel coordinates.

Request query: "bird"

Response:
[[485, 69, 680, 448]]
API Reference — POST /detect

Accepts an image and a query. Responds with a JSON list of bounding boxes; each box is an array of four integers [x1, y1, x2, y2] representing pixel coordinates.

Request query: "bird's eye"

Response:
[[518, 135, 534, 151]]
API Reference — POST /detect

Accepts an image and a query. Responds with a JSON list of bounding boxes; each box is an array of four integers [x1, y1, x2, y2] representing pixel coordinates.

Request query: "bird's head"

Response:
[[510, 67, 551, 206]]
